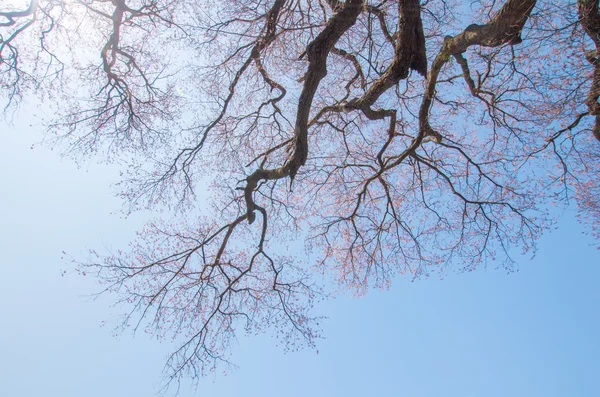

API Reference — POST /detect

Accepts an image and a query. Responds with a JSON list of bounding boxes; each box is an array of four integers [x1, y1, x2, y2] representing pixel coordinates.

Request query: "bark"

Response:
[[578, 0, 600, 142], [287, 0, 365, 182], [418, 0, 536, 144], [245, 0, 365, 223], [351, 0, 426, 108]]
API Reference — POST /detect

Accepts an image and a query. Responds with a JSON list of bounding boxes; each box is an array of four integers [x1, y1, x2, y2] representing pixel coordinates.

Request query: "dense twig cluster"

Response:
[[3, 0, 600, 390]]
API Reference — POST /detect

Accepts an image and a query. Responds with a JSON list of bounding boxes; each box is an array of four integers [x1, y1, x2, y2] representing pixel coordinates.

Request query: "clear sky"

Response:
[[1, 118, 599, 397]]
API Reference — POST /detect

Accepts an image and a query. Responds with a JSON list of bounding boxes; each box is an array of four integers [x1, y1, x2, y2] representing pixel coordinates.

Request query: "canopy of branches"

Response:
[[2, 0, 599, 389]]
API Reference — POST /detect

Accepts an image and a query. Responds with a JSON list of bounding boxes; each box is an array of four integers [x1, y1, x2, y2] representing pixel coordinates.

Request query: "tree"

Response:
[[2, 0, 599, 389]]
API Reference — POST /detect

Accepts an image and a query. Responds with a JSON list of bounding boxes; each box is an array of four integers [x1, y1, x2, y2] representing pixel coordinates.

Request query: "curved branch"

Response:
[[244, 0, 365, 223]]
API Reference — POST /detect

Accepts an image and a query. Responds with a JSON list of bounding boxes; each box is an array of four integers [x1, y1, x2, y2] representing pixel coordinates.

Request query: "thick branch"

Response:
[[350, 0, 426, 109], [244, 0, 365, 223], [0, 0, 38, 26], [287, 0, 365, 181], [578, 0, 600, 141], [418, 0, 536, 145], [454, 0, 536, 51]]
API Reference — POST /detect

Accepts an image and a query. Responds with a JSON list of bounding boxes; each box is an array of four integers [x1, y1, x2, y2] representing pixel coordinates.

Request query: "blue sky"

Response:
[[1, 120, 599, 397]]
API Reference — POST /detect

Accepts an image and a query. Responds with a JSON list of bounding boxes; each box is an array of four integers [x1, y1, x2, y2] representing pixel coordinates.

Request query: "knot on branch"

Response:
[[586, 50, 599, 66], [420, 123, 443, 144]]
